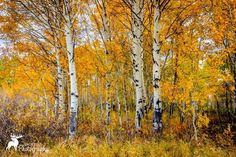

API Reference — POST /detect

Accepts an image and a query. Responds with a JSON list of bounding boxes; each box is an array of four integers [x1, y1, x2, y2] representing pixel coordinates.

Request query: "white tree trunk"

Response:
[[64, 0, 79, 138], [140, 0, 147, 115], [56, 46, 65, 121], [52, 1, 65, 120], [142, 71, 147, 114], [123, 77, 128, 126], [116, 71, 122, 127], [98, 76, 104, 119], [132, 0, 144, 130], [54, 46, 65, 120], [43, 88, 48, 117], [152, 1, 162, 132], [101, 0, 112, 125], [54, 91, 59, 117], [192, 101, 198, 141]]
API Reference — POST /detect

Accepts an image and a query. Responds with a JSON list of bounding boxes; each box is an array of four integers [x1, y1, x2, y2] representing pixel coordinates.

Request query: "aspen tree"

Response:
[[131, 0, 145, 130], [63, 0, 79, 138], [152, 0, 162, 132]]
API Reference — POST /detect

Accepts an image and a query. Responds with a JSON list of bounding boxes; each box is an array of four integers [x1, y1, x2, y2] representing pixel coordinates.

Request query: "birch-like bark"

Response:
[[142, 68, 148, 114], [99, 76, 104, 119], [190, 92, 198, 141], [54, 45, 65, 119], [55, 45, 65, 121], [132, 0, 144, 130], [192, 102, 198, 141], [139, 0, 147, 115], [123, 77, 128, 125], [152, 0, 162, 132], [54, 90, 59, 117], [96, 74, 103, 117], [116, 71, 122, 127], [101, 0, 112, 125], [64, 0, 79, 138]]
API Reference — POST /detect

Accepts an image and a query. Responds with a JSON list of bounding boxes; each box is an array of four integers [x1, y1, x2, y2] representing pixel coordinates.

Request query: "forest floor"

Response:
[[0, 111, 236, 157], [1, 136, 235, 157]]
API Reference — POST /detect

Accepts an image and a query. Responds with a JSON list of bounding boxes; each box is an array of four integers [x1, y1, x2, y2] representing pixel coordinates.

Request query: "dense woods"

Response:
[[0, 0, 236, 156]]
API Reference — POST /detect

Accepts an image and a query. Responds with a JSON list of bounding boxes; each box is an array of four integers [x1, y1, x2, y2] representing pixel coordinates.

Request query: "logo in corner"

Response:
[[6, 134, 23, 151]]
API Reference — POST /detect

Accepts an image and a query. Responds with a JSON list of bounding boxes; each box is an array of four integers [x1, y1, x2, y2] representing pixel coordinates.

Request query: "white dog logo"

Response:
[[6, 134, 23, 151]]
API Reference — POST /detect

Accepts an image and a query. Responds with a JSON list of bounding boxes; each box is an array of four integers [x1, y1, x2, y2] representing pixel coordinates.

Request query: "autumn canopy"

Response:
[[0, 0, 236, 156]]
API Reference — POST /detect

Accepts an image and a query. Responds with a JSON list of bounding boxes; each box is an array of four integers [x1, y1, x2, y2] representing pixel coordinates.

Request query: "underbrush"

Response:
[[1, 136, 235, 157], [0, 99, 235, 156]]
